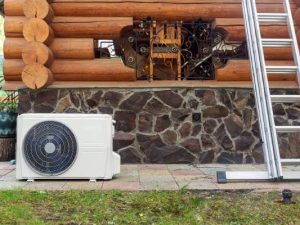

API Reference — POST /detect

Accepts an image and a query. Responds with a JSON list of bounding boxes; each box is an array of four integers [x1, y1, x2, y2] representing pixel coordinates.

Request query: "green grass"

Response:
[[0, 190, 300, 225]]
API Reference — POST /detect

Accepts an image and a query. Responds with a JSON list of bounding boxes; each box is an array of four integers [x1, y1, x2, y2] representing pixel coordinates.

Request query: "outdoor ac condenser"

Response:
[[16, 114, 120, 181]]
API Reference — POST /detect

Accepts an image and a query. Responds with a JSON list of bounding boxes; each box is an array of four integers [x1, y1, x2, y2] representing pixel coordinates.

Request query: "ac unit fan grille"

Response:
[[23, 121, 77, 176]]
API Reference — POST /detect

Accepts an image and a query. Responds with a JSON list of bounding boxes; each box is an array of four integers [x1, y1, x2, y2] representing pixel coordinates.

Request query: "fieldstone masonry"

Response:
[[18, 88, 300, 164]]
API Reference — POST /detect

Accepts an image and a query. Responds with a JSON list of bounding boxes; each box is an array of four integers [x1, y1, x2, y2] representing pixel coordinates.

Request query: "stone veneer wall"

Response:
[[18, 88, 300, 164]]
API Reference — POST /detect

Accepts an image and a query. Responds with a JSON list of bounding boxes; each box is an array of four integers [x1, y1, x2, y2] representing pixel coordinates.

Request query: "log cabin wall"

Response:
[[3, 0, 300, 87]]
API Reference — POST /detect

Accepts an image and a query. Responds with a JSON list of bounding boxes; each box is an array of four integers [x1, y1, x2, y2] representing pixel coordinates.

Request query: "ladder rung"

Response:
[[281, 159, 300, 164], [262, 38, 293, 48], [276, 126, 300, 133], [266, 66, 298, 74], [257, 13, 288, 23], [271, 95, 300, 103]]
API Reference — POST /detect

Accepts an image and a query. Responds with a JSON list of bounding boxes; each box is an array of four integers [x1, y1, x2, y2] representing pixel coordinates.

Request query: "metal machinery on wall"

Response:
[[114, 18, 248, 81]]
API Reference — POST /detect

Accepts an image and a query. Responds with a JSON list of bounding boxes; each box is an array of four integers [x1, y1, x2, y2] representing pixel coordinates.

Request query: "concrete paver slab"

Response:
[[0, 182, 28, 190], [0, 170, 13, 176], [63, 181, 103, 190], [25, 181, 67, 191], [141, 181, 179, 191], [102, 181, 142, 191]]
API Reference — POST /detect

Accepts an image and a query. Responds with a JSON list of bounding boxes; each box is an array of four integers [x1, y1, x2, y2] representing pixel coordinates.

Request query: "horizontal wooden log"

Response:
[[22, 41, 54, 66], [4, 16, 26, 37], [3, 38, 25, 58], [4, 0, 24, 16], [49, 38, 95, 59], [50, 3, 298, 20], [4, 16, 132, 39], [5, 0, 297, 19], [23, 18, 54, 44], [264, 48, 294, 60], [216, 60, 296, 81], [22, 63, 54, 89], [3, 59, 26, 81], [3, 59, 137, 81], [23, 0, 54, 22], [214, 18, 298, 42], [4, 38, 95, 59], [293, 8, 300, 24], [52, 17, 133, 39], [51, 59, 136, 81]]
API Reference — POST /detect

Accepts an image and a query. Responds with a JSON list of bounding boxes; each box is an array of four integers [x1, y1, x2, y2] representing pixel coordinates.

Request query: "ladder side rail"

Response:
[[250, 0, 283, 179], [242, 0, 273, 177], [248, 0, 280, 179], [243, 0, 277, 179], [284, 0, 300, 86]]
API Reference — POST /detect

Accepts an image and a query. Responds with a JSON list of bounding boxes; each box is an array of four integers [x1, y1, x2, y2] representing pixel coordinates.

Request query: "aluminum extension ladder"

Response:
[[217, 0, 300, 183]]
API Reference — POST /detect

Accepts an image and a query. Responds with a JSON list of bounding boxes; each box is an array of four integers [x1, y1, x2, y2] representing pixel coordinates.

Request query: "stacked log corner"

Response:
[[21, 0, 54, 89]]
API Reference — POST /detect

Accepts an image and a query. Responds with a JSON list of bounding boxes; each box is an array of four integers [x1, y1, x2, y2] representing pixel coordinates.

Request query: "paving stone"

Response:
[[0, 162, 13, 170], [102, 181, 141, 191], [196, 164, 227, 168], [0, 170, 16, 181], [175, 176, 217, 190], [0, 170, 13, 176], [198, 167, 223, 177], [167, 164, 195, 170], [138, 164, 167, 170], [25, 181, 66, 191], [141, 181, 179, 191], [121, 164, 139, 171], [0, 181, 27, 190], [170, 169, 204, 176], [186, 180, 218, 190], [226, 164, 260, 171], [114, 170, 139, 182], [0, 163, 16, 170], [139, 169, 171, 176], [140, 175, 175, 183], [174, 175, 205, 182], [63, 181, 103, 190]]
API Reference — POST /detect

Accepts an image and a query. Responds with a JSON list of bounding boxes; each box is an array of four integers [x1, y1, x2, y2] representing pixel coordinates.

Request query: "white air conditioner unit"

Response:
[[16, 113, 120, 181]]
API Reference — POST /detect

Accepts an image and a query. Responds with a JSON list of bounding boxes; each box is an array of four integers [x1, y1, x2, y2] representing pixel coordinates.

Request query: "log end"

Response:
[[22, 63, 53, 89], [23, 0, 54, 22], [23, 18, 54, 44], [22, 41, 54, 66]]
